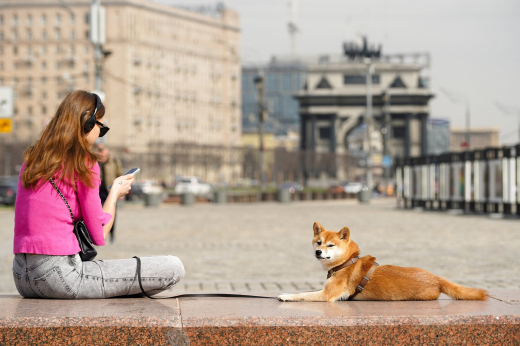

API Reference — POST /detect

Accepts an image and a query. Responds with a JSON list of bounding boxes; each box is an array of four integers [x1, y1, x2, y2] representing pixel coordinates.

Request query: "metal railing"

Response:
[[395, 145, 520, 215]]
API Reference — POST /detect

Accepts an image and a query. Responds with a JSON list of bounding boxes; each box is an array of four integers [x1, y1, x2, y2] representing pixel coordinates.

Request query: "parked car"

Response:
[[343, 182, 363, 194], [327, 183, 345, 194], [0, 176, 18, 205], [174, 177, 212, 196], [127, 180, 163, 201], [279, 182, 303, 193]]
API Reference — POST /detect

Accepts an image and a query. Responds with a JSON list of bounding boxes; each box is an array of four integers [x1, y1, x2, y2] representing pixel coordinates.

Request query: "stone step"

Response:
[[1, 290, 519, 345]]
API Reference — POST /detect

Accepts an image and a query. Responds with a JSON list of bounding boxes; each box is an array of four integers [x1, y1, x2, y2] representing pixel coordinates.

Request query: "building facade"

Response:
[[450, 127, 499, 152], [0, 0, 241, 148], [0, 0, 241, 182], [242, 56, 306, 136], [296, 54, 433, 160]]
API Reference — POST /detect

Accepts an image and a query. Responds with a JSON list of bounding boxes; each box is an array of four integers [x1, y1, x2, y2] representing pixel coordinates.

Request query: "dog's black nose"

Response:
[[315, 250, 322, 256]]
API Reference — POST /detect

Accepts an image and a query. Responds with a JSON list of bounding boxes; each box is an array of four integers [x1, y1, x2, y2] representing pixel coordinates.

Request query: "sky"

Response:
[[176, 0, 520, 144]]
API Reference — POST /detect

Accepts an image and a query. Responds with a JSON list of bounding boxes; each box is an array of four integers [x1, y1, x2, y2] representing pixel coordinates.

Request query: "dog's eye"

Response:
[[317, 241, 322, 245], [327, 244, 334, 247]]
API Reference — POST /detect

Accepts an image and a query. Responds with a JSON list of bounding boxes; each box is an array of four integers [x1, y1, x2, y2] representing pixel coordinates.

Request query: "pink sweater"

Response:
[[14, 162, 111, 255]]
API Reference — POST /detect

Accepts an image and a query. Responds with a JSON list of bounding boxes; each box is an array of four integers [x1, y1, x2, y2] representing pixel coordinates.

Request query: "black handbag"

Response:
[[49, 178, 97, 261]]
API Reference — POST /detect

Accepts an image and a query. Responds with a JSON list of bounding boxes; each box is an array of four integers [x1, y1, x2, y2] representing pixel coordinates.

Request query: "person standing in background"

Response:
[[97, 144, 123, 243]]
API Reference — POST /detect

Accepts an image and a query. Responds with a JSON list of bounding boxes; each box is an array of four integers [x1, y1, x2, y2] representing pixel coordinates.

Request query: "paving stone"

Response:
[[1, 199, 519, 295]]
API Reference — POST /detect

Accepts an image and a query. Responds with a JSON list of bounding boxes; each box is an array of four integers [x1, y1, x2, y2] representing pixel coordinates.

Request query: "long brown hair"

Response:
[[22, 90, 105, 189]]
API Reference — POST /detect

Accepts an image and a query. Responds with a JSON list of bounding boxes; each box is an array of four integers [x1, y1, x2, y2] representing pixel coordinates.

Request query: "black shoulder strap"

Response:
[[49, 178, 75, 224], [132, 256, 275, 300]]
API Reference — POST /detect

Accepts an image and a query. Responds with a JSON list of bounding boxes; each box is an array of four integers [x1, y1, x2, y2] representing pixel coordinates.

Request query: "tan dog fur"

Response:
[[278, 222, 488, 302]]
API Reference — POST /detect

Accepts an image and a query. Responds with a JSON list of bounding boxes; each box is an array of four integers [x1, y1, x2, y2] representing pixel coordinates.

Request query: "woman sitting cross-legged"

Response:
[[12, 90, 184, 299]]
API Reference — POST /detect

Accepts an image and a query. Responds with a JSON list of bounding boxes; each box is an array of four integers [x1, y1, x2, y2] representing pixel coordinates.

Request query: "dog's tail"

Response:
[[438, 277, 488, 300]]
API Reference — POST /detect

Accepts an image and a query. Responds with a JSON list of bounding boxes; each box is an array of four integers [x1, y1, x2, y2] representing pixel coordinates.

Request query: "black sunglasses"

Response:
[[96, 120, 110, 137], [84, 93, 109, 137]]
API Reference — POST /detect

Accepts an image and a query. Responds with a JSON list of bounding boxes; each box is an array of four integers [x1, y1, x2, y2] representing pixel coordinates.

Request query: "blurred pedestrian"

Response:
[[97, 143, 122, 243]]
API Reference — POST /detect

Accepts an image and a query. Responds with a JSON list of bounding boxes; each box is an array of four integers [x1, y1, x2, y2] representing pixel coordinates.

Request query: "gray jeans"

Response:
[[12, 253, 184, 299]]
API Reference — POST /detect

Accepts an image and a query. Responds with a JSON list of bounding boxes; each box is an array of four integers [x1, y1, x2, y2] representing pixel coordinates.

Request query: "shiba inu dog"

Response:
[[278, 222, 487, 302]]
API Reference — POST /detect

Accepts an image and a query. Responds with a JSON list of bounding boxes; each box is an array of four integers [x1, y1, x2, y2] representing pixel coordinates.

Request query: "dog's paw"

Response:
[[278, 294, 293, 302]]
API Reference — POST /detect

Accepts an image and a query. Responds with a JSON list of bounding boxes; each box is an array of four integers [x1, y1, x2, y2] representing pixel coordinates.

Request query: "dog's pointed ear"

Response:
[[313, 222, 324, 236], [339, 227, 350, 241]]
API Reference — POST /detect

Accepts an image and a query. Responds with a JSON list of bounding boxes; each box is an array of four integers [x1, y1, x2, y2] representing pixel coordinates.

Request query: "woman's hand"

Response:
[[110, 174, 134, 198]]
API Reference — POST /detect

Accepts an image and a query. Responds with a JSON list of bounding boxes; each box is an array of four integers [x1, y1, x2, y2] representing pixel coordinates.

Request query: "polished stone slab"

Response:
[[0, 296, 187, 345], [179, 290, 520, 345], [1, 290, 519, 345]]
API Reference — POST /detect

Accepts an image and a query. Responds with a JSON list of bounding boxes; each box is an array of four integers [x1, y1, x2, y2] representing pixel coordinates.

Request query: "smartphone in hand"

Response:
[[108, 168, 140, 189], [123, 167, 140, 176]]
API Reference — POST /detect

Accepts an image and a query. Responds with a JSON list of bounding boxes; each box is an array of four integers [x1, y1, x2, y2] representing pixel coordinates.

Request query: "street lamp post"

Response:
[[365, 60, 374, 191], [254, 75, 266, 192], [382, 91, 392, 187], [495, 102, 520, 143], [440, 88, 471, 149], [89, 0, 106, 93]]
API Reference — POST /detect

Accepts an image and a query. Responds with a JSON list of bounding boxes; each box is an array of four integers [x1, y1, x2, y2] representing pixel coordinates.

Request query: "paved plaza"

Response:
[[1, 199, 519, 295]]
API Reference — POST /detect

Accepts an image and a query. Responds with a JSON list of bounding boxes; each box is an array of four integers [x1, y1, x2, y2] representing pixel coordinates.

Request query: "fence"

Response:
[[0, 140, 360, 186], [395, 145, 520, 215]]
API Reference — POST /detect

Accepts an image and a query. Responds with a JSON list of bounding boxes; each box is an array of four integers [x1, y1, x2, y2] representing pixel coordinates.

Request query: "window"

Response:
[[12, 15, 19, 27], [70, 14, 75, 25], [41, 14, 46, 25], [84, 73, 89, 84], [41, 76, 46, 84], [55, 29, 60, 40], [392, 126, 406, 139], [41, 30, 46, 40], [41, 61, 46, 69], [27, 14, 32, 27], [0, 46, 3, 55], [42, 91, 46, 99], [319, 127, 331, 139], [84, 45, 89, 53], [0, 15, 3, 25], [0, 62, 3, 70], [70, 30, 75, 40], [84, 61, 89, 71], [41, 45, 46, 54], [281, 73, 292, 91], [56, 76, 62, 85], [343, 75, 380, 84], [389, 76, 406, 88], [266, 73, 277, 91], [55, 14, 61, 26], [12, 31, 18, 41], [0, 78, 3, 84], [42, 106, 47, 114], [13, 46, 18, 54], [85, 13, 89, 24], [28, 106, 32, 115], [55, 45, 61, 54], [27, 29, 32, 40], [316, 77, 332, 89], [0, 31, 3, 41], [56, 61, 61, 69]]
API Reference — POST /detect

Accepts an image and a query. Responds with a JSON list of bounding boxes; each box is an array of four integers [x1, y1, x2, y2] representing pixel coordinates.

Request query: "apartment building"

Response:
[[0, 0, 241, 151]]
